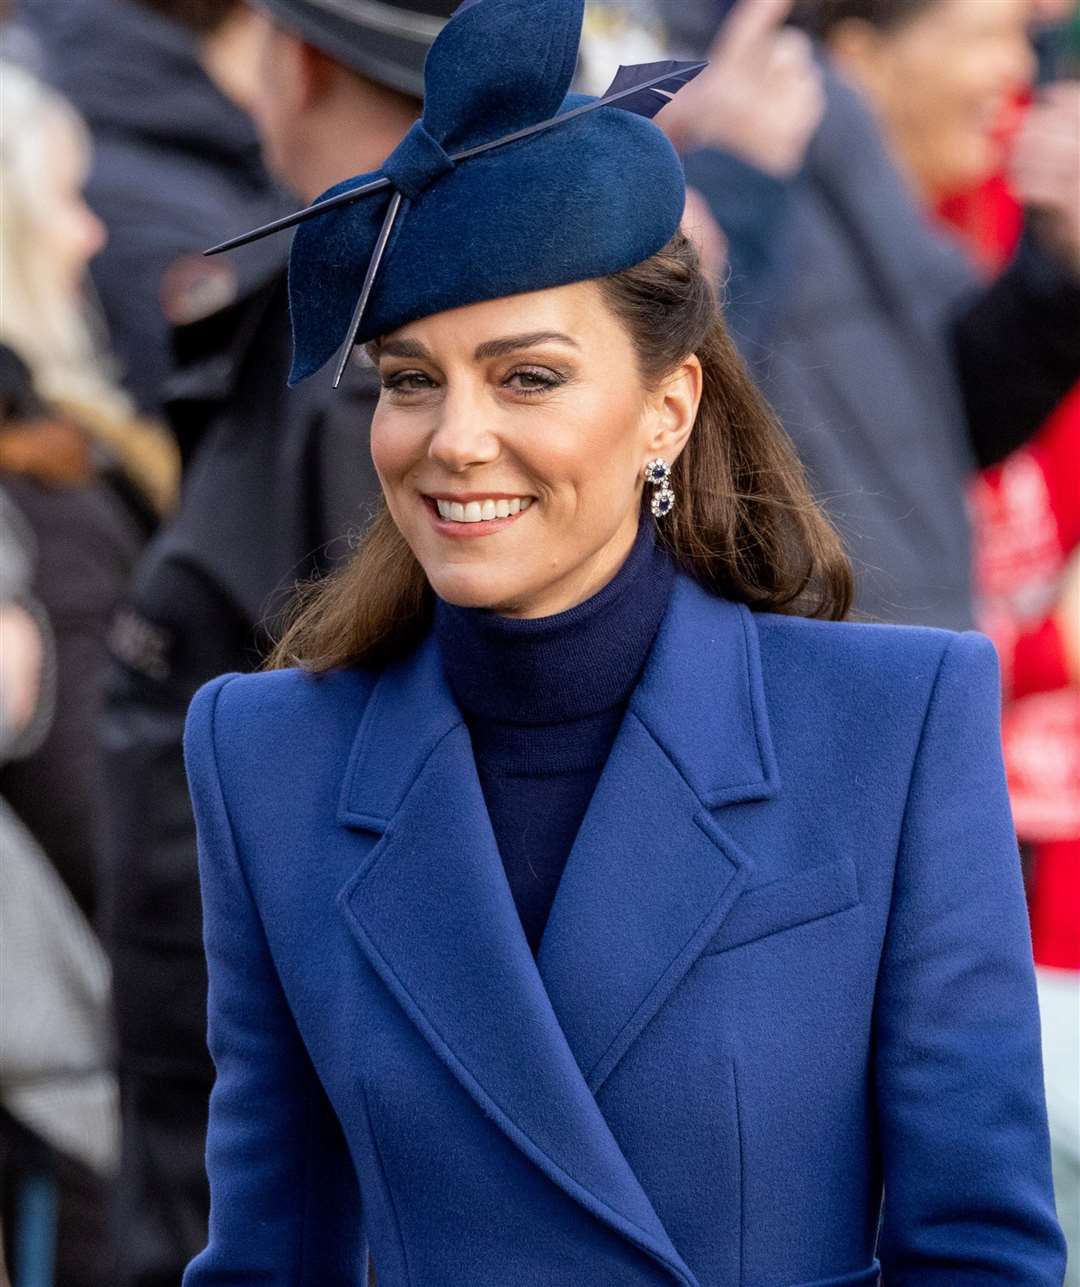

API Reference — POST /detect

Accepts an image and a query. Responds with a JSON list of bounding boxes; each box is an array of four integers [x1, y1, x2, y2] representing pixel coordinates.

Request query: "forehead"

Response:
[[381, 278, 620, 353]]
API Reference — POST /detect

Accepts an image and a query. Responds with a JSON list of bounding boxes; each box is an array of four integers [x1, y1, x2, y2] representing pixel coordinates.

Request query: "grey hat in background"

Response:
[[254, 0, 460, 97]]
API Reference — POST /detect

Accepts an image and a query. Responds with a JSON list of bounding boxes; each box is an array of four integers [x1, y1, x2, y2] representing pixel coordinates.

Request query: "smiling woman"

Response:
[[180, 0, 1064, 1283]]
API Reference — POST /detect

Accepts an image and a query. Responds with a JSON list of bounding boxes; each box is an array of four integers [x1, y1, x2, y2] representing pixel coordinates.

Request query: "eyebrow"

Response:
[[376, 331, 579, 362], [473, 331, 579, 360]]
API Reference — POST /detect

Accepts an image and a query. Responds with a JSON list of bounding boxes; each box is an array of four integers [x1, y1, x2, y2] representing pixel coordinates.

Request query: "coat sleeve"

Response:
[[181, 673, 366, 1286], [873, 631, 1066, 1283]]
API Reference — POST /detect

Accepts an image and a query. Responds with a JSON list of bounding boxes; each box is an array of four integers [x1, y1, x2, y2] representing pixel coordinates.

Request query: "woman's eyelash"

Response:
[[381, 370, 434, 392], [505, 366, 566, 396], [379, 366, 567, 397]]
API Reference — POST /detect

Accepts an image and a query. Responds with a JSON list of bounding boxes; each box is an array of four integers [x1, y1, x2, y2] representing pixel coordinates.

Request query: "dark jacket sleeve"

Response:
[[953, 231, 1080, 469], [680, 147, 797, 358], [181, 674, 366, 1286], [873, 631, 1066, 1283]]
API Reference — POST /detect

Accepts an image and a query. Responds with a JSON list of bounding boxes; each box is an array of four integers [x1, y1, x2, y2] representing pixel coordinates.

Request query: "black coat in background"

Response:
[[0, 344, 146, 925], [100, 266, 382, 1286], [25, 0, 286, 415]]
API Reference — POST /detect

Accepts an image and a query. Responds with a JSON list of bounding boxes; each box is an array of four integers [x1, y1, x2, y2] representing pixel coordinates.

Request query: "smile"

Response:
[[433, 496, 532, 523]]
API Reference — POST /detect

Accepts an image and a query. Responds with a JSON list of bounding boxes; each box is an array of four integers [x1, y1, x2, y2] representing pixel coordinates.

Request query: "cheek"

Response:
[[521, 389, 646, 512], [370, 405, 434, 511]]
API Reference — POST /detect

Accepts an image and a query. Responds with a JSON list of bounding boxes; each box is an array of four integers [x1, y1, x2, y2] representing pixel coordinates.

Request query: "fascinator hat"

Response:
[[208, 0, 706, 387]]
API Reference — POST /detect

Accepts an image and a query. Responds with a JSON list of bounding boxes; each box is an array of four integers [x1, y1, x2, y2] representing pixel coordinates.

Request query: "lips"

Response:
[[434, 497, 533, 523]]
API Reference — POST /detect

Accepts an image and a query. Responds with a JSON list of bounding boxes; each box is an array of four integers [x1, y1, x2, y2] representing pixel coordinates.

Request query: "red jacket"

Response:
[[942, 160, 1080, 969]]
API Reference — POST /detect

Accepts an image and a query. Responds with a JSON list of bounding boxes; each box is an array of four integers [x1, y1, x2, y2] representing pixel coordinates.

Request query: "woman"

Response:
[[183, 1, 1064, 1283], [0, 60, 178, 922]]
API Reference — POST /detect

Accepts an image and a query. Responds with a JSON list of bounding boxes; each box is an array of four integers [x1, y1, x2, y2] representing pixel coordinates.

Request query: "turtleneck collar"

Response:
[[434, 518, 676, 727]]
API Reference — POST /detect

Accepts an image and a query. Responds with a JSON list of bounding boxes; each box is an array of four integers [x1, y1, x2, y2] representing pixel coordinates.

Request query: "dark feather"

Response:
[[598, 60, 707, 120], [332, 191, 408, 387]]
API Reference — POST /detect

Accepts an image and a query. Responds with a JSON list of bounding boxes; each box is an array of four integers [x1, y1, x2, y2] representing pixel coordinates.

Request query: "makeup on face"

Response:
[[369, 283, 661, 617]]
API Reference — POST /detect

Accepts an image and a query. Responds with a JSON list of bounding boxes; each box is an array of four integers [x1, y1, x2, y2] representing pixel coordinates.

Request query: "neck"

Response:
[[435, 519, 675, 726]]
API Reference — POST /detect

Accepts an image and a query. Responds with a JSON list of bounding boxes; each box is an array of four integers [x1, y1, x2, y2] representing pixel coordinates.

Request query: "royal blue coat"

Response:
[[181, 574, 1065, 1287]]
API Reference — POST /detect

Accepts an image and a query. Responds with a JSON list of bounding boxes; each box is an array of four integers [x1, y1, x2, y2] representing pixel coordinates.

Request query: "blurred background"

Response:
[[0, 0, 1077, 1283]]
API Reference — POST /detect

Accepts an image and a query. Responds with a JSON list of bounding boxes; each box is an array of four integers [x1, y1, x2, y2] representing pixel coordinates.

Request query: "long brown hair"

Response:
[[267, 232, 853, 672]]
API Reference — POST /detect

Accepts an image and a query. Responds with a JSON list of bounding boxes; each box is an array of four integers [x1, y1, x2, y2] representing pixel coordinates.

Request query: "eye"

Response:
[[380, 369, 438, 397], [503, 366, 566, 398]]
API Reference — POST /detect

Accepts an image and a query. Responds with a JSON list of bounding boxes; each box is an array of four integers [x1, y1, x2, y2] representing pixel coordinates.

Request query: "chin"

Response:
[[426, 565, 531, 613]]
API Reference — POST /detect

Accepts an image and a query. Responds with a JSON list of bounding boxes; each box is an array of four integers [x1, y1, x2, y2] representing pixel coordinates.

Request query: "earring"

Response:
[[644, 458, 675, 518]]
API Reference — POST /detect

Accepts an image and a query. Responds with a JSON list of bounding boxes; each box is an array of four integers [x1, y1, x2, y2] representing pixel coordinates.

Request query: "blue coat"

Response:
[[182, 575, 1065, 1286]]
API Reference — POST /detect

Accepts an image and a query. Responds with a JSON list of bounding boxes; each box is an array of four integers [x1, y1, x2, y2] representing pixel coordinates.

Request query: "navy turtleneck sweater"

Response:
[[435, 520, 676, 955]]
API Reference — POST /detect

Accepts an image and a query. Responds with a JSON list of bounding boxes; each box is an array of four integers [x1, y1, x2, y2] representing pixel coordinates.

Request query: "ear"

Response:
[[258, 22, 317, 117], [298, 40, 340, 110], [643, 354, 703, 467]]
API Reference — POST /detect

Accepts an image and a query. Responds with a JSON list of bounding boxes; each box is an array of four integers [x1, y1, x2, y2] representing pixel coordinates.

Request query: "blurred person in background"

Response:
[[21, 0, 286, 416], [652, 0, 1080, 632], [0, 70, 174, 1277], [829, 0, 1080, 1268], [580, 0, 827, 324], [0, 61, 178, 928], [97, 4, 452, 1281], [0, 494, 120, 1287]]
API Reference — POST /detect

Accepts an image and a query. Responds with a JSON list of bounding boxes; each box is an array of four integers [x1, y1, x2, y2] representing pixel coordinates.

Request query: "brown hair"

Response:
[[267, 232, 853, 672], [791, 0, 941, 38]]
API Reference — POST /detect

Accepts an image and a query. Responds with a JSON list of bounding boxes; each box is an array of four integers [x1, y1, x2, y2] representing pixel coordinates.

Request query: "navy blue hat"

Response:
[[207, 0, 705, 386]]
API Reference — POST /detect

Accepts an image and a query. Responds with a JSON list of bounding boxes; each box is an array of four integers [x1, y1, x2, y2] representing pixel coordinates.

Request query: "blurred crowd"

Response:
[[0, 0, 1077, 1283]]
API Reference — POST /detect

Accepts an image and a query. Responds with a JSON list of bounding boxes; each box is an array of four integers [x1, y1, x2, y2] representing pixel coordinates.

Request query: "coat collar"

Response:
[[339, 575, 780, 825], [336, 575, 779, 1285]]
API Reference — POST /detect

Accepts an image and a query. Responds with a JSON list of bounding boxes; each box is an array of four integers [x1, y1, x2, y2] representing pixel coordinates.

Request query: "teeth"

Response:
[[433, 497, 532, 523]]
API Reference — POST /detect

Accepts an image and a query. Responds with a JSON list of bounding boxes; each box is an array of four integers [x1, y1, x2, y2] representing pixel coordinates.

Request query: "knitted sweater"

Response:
[[435, 519, 675, 954]]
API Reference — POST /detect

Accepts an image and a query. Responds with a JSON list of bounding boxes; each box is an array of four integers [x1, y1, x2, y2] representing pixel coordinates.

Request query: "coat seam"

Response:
[[360, 1081, 413, 1287], [733, 1056, 746, 1287], [879, 634, 958, 948], [300, 1077, 315, 1285]]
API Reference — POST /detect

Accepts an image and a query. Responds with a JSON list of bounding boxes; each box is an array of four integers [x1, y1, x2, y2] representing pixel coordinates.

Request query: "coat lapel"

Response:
[[335, 635, 699, 1287], [537, 577, 781, 1092]]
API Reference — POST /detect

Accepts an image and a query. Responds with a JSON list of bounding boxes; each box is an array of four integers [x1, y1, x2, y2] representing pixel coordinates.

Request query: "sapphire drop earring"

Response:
[[644, 458, 675, 518]]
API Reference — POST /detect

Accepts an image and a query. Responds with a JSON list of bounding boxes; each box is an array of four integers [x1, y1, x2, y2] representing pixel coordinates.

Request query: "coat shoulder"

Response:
[[748, 608, 1000, 729], [185, 665, 378, 785]]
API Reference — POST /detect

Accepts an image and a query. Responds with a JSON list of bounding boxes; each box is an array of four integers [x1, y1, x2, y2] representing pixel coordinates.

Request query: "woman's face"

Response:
[[831, 0, 1036, 199], [370, 280, 701, 619], [40, 113, 106, 295]]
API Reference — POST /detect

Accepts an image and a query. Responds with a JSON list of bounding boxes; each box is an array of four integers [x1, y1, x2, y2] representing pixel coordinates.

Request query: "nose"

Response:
[[426, 385, 500, 473], [81, 203, 107, 259], [1007, 36, 1036, 94]]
